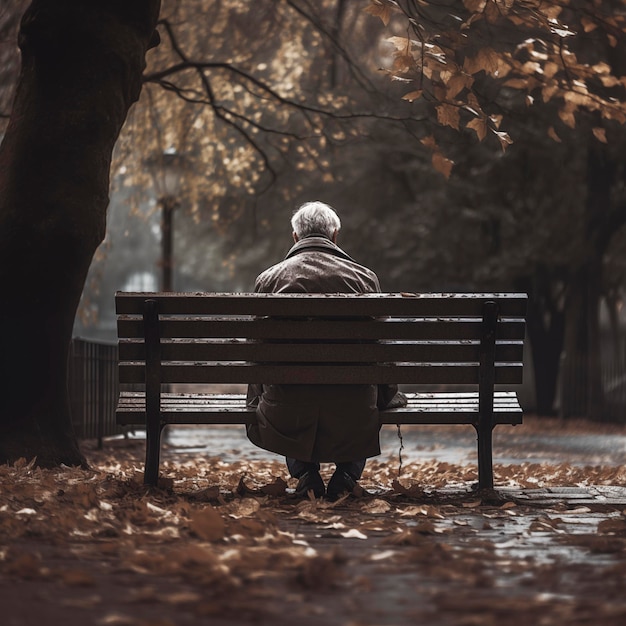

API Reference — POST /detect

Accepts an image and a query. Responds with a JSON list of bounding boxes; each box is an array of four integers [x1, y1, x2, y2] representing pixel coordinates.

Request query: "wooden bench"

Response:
[[115, 292, 527, 490]]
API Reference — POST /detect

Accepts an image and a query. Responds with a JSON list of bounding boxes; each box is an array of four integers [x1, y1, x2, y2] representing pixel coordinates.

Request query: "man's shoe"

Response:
[[326, 470, 357, 501], [294, 470, 325, 498]]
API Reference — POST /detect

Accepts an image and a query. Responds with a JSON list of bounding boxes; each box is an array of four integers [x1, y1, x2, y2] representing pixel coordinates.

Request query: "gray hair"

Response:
[[291, 201, 341, 239]]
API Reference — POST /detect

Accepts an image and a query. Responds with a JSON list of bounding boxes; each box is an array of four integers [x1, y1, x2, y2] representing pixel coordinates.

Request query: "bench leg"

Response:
[[475, 420, 494, 490], [144, 422, 164, 486], [476, 300, 497, 491]]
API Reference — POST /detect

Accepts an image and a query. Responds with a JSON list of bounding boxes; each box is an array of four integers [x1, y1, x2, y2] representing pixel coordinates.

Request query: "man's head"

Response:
[[291, 201, 341, 243]]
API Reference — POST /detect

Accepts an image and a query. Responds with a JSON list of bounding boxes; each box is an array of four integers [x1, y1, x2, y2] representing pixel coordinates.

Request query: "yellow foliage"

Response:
[[367, 0, 626, 155]]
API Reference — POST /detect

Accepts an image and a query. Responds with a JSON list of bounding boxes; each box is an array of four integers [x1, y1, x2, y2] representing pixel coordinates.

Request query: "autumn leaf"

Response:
[[260, 476, 288, 496], [402, 90, 422, 103], [600, 74, 620, 88], [462, 0, 487, 12], [391, 478, 426, 497], [364, 0, 393, 26], [547, 126, 562, 143], [464, 48, 502, 77], [467, 117, 488, 141], [432, 152, 454, 178], [420, 135, 437, 150], [492, 129, 513, 151], [436, 103, 460, 130], [592, 127, 607, 143], [489, 114, 503, 129], [581, 17, 598, 33], [362, 499, 392, 514], [392, 53, 415, 74], [484, 0, 504, 23], [445, 72, 474, 99], [558, 106, 577, 129], [189, 507, 225, 542]]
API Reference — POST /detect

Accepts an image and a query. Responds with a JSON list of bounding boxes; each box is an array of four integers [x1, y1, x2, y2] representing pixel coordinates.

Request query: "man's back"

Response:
[[254, 235, 380, 295], [247, 234, 381, 463]]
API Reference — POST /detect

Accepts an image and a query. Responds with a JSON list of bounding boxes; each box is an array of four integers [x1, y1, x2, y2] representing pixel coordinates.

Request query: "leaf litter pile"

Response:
[[2, 427, 626, 626]]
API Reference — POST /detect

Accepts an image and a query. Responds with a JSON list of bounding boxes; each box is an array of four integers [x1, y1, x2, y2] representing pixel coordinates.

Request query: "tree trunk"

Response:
[[0, 0, 160, 466], [561, 144, 620, 420], [514, 272, 565, 416], [561, 266, 590, 417]]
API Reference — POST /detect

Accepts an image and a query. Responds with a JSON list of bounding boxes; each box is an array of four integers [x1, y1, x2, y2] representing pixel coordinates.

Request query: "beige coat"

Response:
[[246, 235, 390, 462]]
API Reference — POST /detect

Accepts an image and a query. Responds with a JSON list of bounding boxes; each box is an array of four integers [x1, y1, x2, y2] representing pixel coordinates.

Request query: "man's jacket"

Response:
[[246, 234, 392, 463]]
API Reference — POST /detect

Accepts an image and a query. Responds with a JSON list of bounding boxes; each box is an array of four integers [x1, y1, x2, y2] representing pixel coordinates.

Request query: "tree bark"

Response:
[[561, 144, 621, 420], [515, 272, 565, 416], [0, 0, 160, 466]]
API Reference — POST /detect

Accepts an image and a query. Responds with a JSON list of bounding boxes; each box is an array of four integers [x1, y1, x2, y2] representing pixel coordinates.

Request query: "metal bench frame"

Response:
[[115, 292, 527, 489]]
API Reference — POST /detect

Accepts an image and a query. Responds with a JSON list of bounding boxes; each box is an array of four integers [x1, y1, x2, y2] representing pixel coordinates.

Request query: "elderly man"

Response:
[[246, 201, 405, 499]]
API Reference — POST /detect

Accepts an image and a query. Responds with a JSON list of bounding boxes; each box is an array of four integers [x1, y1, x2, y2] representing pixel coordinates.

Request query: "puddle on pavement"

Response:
[[452, 511, 622, 567]]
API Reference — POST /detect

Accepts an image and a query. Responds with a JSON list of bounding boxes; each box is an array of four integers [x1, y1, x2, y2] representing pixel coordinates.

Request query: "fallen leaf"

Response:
[[260, 477, 288, 496], [189, 507, 225, 541], [362, 499, 392, 514], [462, 500, 482, 508], [391, 479, 425, 498], [341, 529, 368, 539]]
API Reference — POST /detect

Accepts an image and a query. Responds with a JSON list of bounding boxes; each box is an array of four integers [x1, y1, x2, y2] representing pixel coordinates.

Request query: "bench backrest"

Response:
[[116, 292, 526, 386]]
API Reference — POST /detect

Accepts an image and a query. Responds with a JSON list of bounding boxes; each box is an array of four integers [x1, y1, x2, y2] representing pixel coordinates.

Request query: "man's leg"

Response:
[[336, 460, 366, 480], [286, 458, 324, 498], [327, 459, 366, 500]]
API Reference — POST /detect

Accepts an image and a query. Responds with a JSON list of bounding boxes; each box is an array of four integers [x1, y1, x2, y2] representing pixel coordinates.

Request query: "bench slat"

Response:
[[116, 391, 522, 426], [117, 317, 526, 341], [115, 292, 527, 317], [118, 362, 523, 385], [118, 340, 524, 363]]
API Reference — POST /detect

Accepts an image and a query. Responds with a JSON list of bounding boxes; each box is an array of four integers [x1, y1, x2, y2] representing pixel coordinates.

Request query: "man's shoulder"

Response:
[[255, 253, 380, 294], [254, 257, 295, 292]]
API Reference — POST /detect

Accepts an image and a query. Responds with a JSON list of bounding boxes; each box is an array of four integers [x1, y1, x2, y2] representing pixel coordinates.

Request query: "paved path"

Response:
[[504, 484, 626, 507], [158, 417, 626, 467]]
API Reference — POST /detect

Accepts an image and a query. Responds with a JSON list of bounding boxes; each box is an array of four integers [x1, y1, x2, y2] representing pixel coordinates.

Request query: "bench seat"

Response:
[[116, 390, 522, 425]]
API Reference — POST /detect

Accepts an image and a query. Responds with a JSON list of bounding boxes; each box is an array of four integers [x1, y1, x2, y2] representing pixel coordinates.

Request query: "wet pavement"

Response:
[[156, 418, 626, 467]]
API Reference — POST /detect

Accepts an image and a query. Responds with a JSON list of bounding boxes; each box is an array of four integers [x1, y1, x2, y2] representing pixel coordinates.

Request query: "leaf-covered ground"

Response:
[[2, 418, 626, 626]]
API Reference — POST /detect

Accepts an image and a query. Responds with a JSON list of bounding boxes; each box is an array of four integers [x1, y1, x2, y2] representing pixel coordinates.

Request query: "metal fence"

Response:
[[68, 338, 120, 445], [559, 353, 626, 423], [601, 355, 626, 423]]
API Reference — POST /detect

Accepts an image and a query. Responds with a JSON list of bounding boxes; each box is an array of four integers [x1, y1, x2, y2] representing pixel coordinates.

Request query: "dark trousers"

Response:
[[286, 457, 366, 480]]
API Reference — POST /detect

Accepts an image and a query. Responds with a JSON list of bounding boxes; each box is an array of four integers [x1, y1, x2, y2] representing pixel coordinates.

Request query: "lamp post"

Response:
[[160, 195, 177, 292], [147, 149, 186, 292]]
